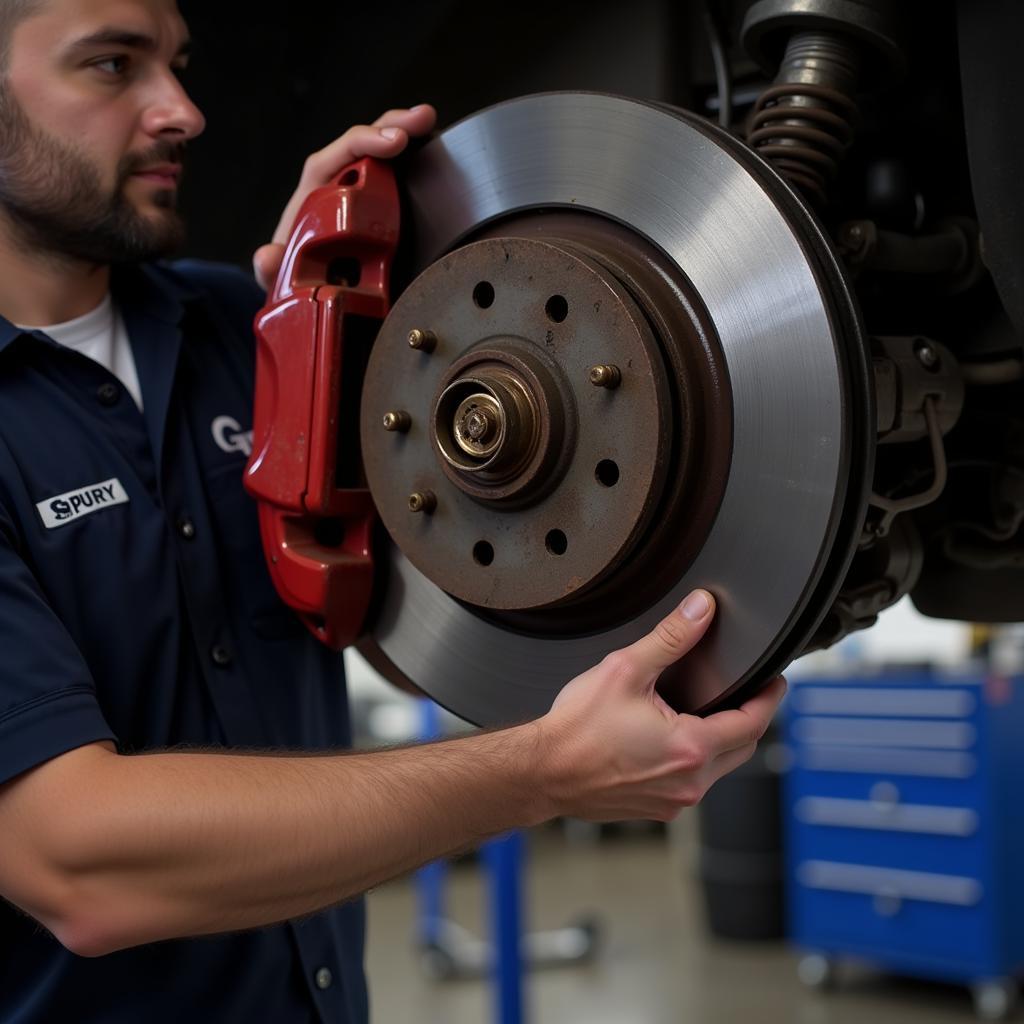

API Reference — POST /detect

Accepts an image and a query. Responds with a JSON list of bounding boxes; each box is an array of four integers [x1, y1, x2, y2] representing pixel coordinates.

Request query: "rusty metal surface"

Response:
[[361, 236, 671, 610], [361, 93, 859, 725], [468, 210, 732, 637]]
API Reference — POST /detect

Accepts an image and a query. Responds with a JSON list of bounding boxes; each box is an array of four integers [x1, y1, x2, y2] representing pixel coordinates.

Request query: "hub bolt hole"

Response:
[[473, 281, 495, 309], [545, 529, 568, 556], [596, 460, 620, 487], [473, 540, 495, 566], [545, 295, 568, 323]]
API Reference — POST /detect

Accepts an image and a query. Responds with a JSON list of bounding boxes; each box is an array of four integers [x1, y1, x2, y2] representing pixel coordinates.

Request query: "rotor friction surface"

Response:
[[366, 93, 852, 725]]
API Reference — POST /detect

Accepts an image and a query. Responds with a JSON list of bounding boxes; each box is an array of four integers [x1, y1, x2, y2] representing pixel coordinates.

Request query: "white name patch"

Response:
[[36, 478, 129, 529]]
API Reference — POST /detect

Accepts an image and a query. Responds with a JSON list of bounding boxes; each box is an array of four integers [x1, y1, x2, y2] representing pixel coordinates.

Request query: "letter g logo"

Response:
[[211, 416, 254, 458]]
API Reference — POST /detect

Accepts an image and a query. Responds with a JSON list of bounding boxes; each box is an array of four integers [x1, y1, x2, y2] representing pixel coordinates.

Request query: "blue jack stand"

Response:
[[414, 700, 600, 1024]]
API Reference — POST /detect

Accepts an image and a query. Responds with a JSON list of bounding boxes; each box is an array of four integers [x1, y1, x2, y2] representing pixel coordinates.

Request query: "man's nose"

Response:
[[141, 72, 206, 142]]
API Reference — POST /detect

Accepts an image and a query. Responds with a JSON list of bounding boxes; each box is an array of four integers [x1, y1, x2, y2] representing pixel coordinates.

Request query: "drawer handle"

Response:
[[873, 892, 903, 917], [800, 745, 976, 778], [797, 860, 982, 906], [795, 797, 978, 836], [793, 687, 976, 718], [794, 717, 976, 749], [869, 781, 900, 807]]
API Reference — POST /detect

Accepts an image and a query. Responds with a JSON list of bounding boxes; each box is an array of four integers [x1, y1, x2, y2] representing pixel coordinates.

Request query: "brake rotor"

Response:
[[357, 92, 872, 725]]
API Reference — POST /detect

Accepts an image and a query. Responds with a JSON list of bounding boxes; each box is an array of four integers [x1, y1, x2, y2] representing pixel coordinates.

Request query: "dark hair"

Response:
[[0, 1, 43, 73]]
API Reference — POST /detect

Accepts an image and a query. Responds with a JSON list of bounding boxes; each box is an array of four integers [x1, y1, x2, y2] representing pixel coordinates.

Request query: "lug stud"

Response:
[[589, 364, 621, 389], [408, 490, 437, 514], [408, 328, 437, 353], [382, 410, 411, 432], [915, 343, 940, 371]]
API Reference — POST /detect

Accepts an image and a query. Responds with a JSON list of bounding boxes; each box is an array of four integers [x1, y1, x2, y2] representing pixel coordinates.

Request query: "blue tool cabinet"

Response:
[[783, 670, 1024, 1020]]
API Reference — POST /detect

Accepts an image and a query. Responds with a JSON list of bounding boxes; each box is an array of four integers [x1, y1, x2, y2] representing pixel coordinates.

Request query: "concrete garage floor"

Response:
[[364, 826, 1001, 1024]]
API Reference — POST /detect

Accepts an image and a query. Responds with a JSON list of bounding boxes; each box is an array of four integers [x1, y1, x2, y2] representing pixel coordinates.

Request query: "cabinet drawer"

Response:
[[790, 791, 985, 875], [791, 860, 992, 966], [788, 767, 985, 811], [789, 820, 986, 879]]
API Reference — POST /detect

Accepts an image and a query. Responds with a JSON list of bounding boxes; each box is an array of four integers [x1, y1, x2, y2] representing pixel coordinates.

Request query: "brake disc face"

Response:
[[358, 93, 871, 725]]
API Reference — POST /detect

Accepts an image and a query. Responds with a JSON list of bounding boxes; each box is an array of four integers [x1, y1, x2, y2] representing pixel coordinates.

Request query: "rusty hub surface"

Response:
[[470, 211, 733, 637], [361, 235, 688, 611]]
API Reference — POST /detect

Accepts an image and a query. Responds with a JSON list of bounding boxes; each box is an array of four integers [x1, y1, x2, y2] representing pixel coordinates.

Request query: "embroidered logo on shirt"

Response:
[[211, 415, 253, 457], [36, 477, 130, 529]]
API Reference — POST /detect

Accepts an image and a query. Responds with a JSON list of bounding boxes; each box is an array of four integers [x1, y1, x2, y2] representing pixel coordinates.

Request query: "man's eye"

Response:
[[92, 55, 129, 76]]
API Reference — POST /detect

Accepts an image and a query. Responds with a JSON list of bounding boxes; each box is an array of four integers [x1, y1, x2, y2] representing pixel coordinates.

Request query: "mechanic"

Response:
[[0, 1, 786, 1021]]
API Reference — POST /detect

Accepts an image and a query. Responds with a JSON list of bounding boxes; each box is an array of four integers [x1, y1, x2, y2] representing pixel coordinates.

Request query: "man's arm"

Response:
[[0, 592, 785, 958]]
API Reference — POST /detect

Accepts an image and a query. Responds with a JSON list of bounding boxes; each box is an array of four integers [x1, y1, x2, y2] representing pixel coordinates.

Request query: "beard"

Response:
[[0, 88, 186, 265]]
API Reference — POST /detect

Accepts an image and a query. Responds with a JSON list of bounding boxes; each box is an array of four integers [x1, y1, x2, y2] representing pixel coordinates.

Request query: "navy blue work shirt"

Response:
[[0, 260, 368, 1023]]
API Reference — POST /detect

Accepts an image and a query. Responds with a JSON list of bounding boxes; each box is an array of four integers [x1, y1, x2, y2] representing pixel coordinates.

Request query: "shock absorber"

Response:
[[748, 32, 861, 205], [741, 0, 904, 206]]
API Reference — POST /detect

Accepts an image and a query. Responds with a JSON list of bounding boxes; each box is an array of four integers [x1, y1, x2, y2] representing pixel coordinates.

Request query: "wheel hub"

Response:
[[362, 235, 691, 611]]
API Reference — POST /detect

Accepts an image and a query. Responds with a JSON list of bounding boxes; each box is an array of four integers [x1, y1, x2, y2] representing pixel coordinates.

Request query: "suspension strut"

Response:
[[741, 0, 904, 206]]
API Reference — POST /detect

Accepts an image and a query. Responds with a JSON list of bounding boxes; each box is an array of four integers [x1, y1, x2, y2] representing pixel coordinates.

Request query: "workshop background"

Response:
[[174, 0, 748, 267], [172, 1, 1024, 1021]]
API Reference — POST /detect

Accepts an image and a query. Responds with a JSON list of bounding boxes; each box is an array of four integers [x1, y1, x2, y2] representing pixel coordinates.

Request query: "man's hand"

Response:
[[252, 103, 437, 291], [537, 590, 787, 822]]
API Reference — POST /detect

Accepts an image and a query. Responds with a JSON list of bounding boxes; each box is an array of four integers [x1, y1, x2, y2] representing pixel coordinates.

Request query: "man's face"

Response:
[[0, 0, 205, 264]]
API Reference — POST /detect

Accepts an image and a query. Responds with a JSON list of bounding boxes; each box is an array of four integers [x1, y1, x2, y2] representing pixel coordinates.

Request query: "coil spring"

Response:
[[748, 82, 859, 206]]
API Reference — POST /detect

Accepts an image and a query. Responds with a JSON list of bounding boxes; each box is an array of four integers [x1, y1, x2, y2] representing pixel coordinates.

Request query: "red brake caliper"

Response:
[[243, 158, 399, 649]]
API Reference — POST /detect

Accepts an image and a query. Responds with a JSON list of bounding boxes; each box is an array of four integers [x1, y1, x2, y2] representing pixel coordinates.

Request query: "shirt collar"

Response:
[[0, 315, 20, 354], [0, 260, 202, 357]]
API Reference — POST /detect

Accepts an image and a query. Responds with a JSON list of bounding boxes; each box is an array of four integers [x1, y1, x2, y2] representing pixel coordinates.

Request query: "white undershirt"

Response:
[[19, 294, 144, 410]]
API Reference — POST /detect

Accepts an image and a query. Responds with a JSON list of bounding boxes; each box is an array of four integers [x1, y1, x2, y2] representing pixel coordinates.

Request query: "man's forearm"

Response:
[[2, 593, 784, 961], [28, 726, 550, 956]]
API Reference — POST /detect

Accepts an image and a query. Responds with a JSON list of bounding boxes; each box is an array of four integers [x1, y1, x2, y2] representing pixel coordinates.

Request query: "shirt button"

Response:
[[96, 382, 120, 406], [315, 967, 333, 990], [210, 644, 232, 667], [177, 517, 196, 540]]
